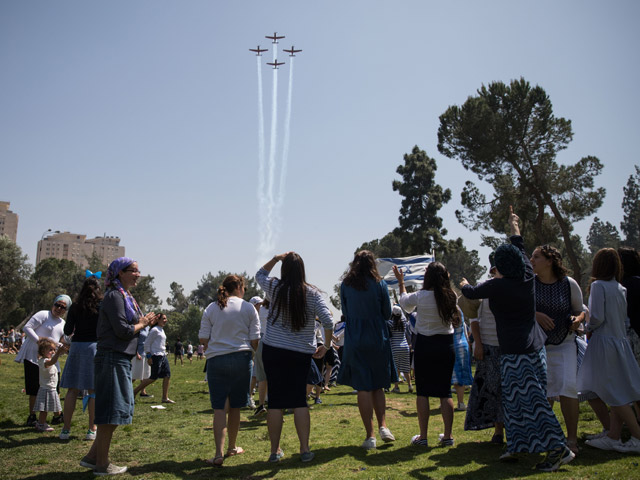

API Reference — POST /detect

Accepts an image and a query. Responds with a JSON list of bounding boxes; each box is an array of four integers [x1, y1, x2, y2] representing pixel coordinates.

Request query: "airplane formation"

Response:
[[250, 32, 301, 69]]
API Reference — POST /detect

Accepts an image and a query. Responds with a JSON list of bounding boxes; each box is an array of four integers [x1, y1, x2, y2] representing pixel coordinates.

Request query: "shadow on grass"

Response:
[[0, 420, 73, 450]]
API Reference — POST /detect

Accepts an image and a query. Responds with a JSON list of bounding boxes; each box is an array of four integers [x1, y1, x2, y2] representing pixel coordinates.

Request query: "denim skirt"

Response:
[[206, 350, 253, 409], [94, 350, 135, 425], [60, 341, 97, 390]]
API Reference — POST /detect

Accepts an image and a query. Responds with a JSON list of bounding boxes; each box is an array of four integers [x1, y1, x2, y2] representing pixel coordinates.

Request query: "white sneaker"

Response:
[[361, 437, 376, 450], [379, 426, 395, 443], [613, 436, 640, 454], [248, 398, 256, 409], [585, 429, 609, 440], [85, 429, 97, 441], [586, 435, 623, 451], [455, 402, 467, 411]]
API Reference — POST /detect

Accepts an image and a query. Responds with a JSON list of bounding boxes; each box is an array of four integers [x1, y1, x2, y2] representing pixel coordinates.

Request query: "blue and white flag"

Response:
[[377, 254, 434, 289]]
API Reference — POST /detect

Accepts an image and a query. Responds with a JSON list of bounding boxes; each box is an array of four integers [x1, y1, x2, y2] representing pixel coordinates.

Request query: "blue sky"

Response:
[[2, 1, 638, 308]]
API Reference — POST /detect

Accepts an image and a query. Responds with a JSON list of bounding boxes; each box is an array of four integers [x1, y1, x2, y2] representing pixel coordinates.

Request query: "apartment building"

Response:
[[36, 232, 125, 268], [0, 201, 19, 243]]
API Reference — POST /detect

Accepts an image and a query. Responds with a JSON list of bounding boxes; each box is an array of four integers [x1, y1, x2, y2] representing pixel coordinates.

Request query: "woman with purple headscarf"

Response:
[[79, 257, 160, 476]]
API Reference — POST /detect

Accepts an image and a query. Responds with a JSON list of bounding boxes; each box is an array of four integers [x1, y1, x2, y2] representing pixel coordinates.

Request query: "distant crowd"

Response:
[[8, 206, 640, 475]]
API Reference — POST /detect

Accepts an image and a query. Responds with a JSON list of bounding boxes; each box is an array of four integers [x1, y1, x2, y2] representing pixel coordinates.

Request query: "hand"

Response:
[[392, 265, 404, 282], [459, 278, 469, 288], [274, 252, 290, 262], [535, 312, 555, 331], [473, 341, 484, 361], [312, 344, 327, 359], [508, 205, 521, 236], [570, 315, 583, 331], [147, 358, 153, 366], [136, 352, 142, 360]]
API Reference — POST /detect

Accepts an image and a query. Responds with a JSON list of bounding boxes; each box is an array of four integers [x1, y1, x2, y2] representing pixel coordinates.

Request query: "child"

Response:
[[133, 314, 175, 403], [34, 338, 65, 432]]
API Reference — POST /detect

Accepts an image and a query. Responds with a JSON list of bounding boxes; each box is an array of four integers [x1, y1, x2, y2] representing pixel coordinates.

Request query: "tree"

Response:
[[587, 217, 621, 254], [189, 271, 262, 309], [437, 238, 485, 285], [438, 77, 604, 283], [0, 237, 32, 327], [392, 146, 451, 255], [85, 252, 108, 275], [357, 232, 404, 259], [21, 258, 84, 314], [130, 276, 162, 312], [621, 165, 640, 249], [166, 281, 189, 313], [164, 305, 203, 347]]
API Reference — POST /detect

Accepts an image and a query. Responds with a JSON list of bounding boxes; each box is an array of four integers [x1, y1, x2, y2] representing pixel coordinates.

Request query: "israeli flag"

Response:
[[377, 255, 434, 289]]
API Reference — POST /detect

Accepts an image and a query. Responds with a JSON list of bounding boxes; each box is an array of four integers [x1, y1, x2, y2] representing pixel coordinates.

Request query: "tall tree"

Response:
[[621, 165, 640, 249], [437, 238, 485, 285], [189, 271, 261, 309], [392, 146, 451, 255], [166, 281, 189, 313], [587, 217, 621, 254], [130, 276, 162, 312], [438, 77, 604, 283], [22, 258, 84, 314], [0, 237, 32, 327]]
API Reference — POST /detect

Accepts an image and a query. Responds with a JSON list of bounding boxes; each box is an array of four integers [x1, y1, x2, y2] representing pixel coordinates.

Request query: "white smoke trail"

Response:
[[256, 55, 266, 231], [261, 50, 279, 258], [276, 55, 294, 213]]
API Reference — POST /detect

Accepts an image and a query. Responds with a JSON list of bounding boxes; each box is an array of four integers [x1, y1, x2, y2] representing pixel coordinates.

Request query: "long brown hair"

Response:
[[535, 244, 570, 279], [217, 275, 245, 310], [423, 262, 460, 327], [342, 250, 382, 291], [271, 252, 311, 331], [75, 277, 103, 315], [590, 248, 622, 285]]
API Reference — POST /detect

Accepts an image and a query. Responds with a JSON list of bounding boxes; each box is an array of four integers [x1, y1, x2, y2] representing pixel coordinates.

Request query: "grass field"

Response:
[[1, 354, 639, 479]]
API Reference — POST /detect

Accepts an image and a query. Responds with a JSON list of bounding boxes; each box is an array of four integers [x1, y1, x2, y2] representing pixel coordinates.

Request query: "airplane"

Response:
[[265, 32, 285, 44], [283, 46, 302, 57], [266, 60, 285, 69], [249, 46, 268, 56]]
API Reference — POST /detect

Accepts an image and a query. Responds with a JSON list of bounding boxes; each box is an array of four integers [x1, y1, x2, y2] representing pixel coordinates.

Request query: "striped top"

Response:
[[256, 267, 334, 354]]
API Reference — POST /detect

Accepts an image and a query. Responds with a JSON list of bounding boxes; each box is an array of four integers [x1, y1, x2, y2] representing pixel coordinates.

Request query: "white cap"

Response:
[[249, 296, 263, 305]]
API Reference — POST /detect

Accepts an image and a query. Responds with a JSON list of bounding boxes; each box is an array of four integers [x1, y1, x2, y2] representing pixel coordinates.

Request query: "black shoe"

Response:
[[253, 405, 267, 417], [25, 413, 37, 427], [51, 414, 64, 425]]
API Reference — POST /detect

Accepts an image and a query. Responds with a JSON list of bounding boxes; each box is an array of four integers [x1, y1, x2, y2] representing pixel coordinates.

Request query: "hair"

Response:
[[271, 252, 311, 332], [590, 248, 622, 285], [535, 244, 570, 279], [37, 338, 57, 357], [217, 275, 245, 310], [391, 312, 404, 331], [75, 277, 103, 315], [618, 246, 640, 278], [342, 250, 382, 291], [422, 262, 461, 327]]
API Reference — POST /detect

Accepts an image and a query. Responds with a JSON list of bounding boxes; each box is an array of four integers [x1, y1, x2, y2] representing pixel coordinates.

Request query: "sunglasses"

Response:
[[53, 303, 67, 310], [122, 268, 141, 274]]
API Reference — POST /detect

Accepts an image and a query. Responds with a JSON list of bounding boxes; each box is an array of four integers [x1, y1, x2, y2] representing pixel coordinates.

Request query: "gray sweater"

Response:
[[96, 289, 140, 356]]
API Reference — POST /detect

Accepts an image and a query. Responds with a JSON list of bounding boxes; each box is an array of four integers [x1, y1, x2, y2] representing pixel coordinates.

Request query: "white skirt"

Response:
[[131, 356, 151, 380], [545, 335, 578, 399]]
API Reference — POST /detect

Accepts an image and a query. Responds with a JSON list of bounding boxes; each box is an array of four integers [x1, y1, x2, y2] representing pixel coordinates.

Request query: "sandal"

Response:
[[205, 456, 224, 467], [225, 446, 245, 457]]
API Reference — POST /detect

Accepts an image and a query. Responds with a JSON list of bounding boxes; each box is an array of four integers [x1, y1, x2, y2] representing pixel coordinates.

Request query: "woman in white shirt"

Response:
[[394, 262, 460, 448], [199, 275, 261, 467]]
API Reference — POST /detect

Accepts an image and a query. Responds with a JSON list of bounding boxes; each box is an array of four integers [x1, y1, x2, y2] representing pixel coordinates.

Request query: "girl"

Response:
[[34, 338, 66, 432], [579, 248, 640, 453], [395, 261, 460, 448]]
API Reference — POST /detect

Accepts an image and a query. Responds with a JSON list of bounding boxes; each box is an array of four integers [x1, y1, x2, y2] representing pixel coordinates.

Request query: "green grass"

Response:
[[1, 355, 639, 479]]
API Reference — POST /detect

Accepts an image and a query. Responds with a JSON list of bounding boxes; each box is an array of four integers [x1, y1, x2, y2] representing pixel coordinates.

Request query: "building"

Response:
[[0, 201, 19, 243], [36, 232, 125, 268]]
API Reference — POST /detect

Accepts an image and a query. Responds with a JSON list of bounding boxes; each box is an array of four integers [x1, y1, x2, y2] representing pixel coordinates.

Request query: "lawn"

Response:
[[1, 355, 639, 479]]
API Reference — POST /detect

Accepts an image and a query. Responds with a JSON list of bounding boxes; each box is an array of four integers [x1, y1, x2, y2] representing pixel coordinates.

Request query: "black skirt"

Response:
[[262, 343, 312, 409], [414, 333, 454, 398]]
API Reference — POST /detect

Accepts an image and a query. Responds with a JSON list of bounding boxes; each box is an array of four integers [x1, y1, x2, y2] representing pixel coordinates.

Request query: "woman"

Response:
[[530, 244, 586, 454], [460, 207, 574, 472], [579, 248, 640, 453], [79, 257, 159, 476], [394, 261, 459, 448], [339, 250, 396, 449], [16, 294, 72, 427], [199, 275, 260, 467], [59, 276, 103, 441], [256, 252, 334, 463], [388, 305, 413, 394]]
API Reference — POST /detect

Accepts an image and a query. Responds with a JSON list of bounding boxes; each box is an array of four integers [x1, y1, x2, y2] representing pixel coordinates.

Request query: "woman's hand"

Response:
[[535, 312, 555, 331], [459, 278, 469, 288], [312, 344, 328, 359], [570, 312, 585, 331], [274, 252, 290, 262], [392, 266, 407, 294], [508, 205, 521, 236], [473, 340, 484, 361]]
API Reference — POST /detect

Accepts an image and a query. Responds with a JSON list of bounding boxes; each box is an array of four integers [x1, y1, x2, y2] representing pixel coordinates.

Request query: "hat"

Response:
[[249, 296, 263, 305], [494, 244, 525, 279], [392, 305, 402, 316]]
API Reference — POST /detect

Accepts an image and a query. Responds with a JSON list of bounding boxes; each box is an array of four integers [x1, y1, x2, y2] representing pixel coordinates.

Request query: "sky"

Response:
[[2, 1, 638, 310]]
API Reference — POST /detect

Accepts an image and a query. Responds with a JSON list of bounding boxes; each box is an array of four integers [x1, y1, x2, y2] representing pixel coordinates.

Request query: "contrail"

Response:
[[256, 55, 266, 229], [276, 55, 294, 214], [263, 50, 279, 256]]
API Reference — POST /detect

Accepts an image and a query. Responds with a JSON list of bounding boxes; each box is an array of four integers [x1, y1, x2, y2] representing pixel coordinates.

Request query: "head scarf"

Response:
[[494, 243, 525, 280], [105, 257, 142, 324], [53, 295, 72, 309]]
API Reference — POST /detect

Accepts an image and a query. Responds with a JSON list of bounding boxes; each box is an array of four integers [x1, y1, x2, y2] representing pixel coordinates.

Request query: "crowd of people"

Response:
[[6, 207, 640, 475]]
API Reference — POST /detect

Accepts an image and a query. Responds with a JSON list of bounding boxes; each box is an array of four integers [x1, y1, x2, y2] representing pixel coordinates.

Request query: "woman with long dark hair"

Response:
[[59, 275, 103, 441], [394, 261, 459, 448], [530, 244, 586, 454], [199, 274, 260, 466], [256, 252, 334, 463], [339, 250, 397, 449]]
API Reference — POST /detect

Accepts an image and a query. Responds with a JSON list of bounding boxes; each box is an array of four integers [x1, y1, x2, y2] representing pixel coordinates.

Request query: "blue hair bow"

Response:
[[86, 269, 102, 279]]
